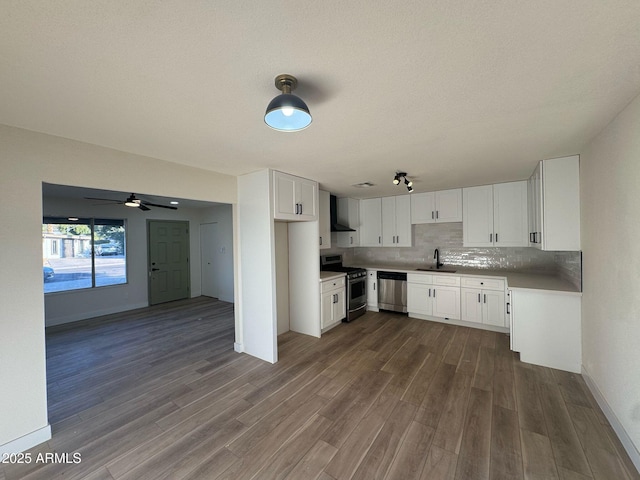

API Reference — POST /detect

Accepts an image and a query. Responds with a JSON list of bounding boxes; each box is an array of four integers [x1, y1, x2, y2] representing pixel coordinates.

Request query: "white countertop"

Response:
[[350, 263, 581, 294], [320, 271, 347, 282]]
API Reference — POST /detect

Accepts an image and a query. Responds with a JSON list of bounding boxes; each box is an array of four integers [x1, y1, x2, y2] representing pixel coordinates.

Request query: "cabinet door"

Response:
[[483, 290, 506, 327], [463, 185, 494, 247], [435, 189, 463, 223], [407, 283, 432, 316], [394, 195, 412, 246], [493, 181, 528, 247], [337, 198, 360, 247], [411, 192, 436, 224], [366, 271, 378, 308], [432, 286, 460, 320], [460, 288, 482, 323], [319, 190, 331, 250], [274, 172, 297, 218], [360, 198, 382, 247], [381, 196, 397, 247], [297, 178, 318, 220], [320, 290, 333, 329], [332, 289, 346, 322]]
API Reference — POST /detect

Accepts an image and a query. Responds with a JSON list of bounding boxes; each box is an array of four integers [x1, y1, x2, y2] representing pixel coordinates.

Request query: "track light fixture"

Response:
[[393, 172, 413, 192]]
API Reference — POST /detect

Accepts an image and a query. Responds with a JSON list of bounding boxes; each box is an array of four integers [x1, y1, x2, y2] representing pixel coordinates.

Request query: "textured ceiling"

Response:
[[3, 1, 640, 198]]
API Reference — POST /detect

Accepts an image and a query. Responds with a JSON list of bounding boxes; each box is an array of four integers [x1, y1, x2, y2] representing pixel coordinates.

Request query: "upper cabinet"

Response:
[[411, 189, 462, 224], [360, 198, 383, 247], [273, 171, 318, 221], [381, 195, 412, 247], [319, 190, 331, 249], [336, 197, 360, 247], [463, 181, 528, 247], [528, 155, 580, 251]]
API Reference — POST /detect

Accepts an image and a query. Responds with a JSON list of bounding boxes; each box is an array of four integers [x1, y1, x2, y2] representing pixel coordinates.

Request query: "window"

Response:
[[43, 217, 127, 293]]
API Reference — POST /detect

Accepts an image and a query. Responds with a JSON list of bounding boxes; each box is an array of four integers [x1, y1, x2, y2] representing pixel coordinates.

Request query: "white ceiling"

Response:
[[3, 1, 640, 198]]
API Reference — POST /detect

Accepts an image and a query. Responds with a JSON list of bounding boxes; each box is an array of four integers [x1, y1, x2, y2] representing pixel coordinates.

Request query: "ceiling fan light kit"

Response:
[[85, 193, 177, 211], [264, 74, 312, 132]]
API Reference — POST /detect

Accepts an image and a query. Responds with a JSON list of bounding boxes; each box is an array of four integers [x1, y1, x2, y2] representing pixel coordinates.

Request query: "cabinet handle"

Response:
[[489, 233, 493, 243], [299, 203, 303, 215], [484, 294, 487, 304], [350, 236, 353, 245], [373, 283, 376, 291], [433, 289, 436, 298], [436, 210, 439, 219], [320, 237, 322, 245], [429, 288, 432, 297], [378, 236, 381, 244], [396, 235, 400, 244], [432, 211, 434, 219], [506, 302, 511, 314], [296, 203, 300, 214], [529, 232, 533, 243], [495, 233, 498, 243], [478, 293, 481, 303]]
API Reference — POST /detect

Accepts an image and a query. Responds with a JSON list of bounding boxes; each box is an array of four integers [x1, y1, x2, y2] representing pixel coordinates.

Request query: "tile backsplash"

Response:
[[326, 223, 582, 290]]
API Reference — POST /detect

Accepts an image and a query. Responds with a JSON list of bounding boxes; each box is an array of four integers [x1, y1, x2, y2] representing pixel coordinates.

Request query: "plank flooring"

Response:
[[2, 297, 638, 480]]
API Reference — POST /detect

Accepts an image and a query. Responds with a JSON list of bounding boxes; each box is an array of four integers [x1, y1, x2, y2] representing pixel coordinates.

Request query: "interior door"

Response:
[[200, 222, 217, 298], [148, 220, 190, 305]]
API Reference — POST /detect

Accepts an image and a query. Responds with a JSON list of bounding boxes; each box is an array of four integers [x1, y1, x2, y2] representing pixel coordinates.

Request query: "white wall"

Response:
[[274, 222, 290, 335], [580, 92, 640, 468], [237, 170, 277, 363], [0, 125, 237, 452], [200, 204, 235, 303]]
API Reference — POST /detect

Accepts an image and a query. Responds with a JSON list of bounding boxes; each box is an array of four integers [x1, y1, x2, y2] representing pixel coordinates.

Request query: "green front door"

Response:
[[148, 220, 190, 305]]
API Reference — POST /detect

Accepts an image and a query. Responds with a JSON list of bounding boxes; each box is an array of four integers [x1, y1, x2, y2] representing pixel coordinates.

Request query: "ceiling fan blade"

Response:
[[142, 202, 177, 210], [138, 204, 151, 211], [84, 197, 121, 203]]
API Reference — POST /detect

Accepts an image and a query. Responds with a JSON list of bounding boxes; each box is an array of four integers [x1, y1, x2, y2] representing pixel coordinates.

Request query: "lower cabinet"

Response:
[[320, 277, 346, 331], [407, 274, 461, 321], [461, 288, 506, 327], [509, 288, 581, 373]]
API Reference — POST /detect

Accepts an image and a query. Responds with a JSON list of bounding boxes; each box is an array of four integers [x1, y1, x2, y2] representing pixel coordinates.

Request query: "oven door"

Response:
[[348, 276, 367, 311]]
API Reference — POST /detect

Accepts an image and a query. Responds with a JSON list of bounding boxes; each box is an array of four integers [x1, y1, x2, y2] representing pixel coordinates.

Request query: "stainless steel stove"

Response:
[[320, 254, 367, 322]]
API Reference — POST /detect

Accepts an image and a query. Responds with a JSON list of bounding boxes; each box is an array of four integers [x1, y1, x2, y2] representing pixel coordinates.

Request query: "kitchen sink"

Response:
[[415, 267, 457, 273]]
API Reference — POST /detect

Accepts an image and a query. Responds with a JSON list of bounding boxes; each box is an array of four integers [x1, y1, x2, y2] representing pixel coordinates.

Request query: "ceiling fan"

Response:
[[84, 193, 177, 211]]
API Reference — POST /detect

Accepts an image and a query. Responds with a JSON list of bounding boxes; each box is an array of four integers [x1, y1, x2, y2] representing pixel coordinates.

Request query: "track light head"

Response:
[[404, 177, 413, 187], [407, 185, 414, 193], [393, 174, 401, 185]]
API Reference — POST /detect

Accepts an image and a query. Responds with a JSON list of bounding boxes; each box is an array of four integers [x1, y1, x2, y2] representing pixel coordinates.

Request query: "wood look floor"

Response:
[[2, 297, 638, 480]]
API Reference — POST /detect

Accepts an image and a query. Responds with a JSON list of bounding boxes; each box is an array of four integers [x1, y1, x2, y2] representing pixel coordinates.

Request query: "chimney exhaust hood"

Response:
[[330, 195, 356, 232]]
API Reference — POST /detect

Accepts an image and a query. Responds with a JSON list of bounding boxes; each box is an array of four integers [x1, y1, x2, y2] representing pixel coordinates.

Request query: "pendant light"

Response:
[[264, 74, 312, 132]]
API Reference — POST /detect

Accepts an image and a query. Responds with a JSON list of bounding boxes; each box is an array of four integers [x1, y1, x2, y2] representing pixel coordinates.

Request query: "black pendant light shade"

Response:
[[264, 74, 312, 132]]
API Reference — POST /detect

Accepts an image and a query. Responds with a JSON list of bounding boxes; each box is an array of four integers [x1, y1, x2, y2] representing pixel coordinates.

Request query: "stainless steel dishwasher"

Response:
[[377, 271, 407, 313]]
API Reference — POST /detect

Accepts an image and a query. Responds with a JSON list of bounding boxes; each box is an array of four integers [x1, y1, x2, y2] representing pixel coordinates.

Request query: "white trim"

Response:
[[234, 342, 244, 353], [582, 365, 640, 474], [0, 425, 51, 456]]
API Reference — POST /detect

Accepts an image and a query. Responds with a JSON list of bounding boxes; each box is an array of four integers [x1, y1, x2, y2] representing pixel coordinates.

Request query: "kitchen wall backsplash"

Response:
[[327, 223, 582, 290]]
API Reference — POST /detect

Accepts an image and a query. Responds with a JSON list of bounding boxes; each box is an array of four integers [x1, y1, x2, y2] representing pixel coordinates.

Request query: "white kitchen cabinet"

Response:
[[509, 288, 581, 373], [462, 181, 528, 247], [528, 155, 580, 251], [360, 198, 383, 247], [407, 282, 433, 316], [411, 189, 462, 224], [366, 270, 378, 310], [336, 197, 360, 247], [381, 195, 412, 247], [407, 273, 460, 320], [319, 190, 331, 250], [460, 276, 507, 327], [461, 288, 506, 327], [320, 276, 346, 331], [273, 170, 318, 221]]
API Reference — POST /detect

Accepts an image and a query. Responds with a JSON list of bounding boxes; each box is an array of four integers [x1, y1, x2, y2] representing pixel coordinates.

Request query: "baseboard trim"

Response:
[[582, 365, 640, 473], [0, 424, 51, 456], [234, 342, 244, 353], [46, 302, 149, 327]]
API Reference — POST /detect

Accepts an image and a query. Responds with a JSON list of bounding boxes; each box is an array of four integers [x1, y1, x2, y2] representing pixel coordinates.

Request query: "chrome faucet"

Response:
[[434, 248, 444, 269]]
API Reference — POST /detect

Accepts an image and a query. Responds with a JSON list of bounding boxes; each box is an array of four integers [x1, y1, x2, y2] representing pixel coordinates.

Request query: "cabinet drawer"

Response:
[[407, 273, 433, 284], [461, 276, 505, 291], [321, 277, 345, 293], [433, 275, 460, 286]]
